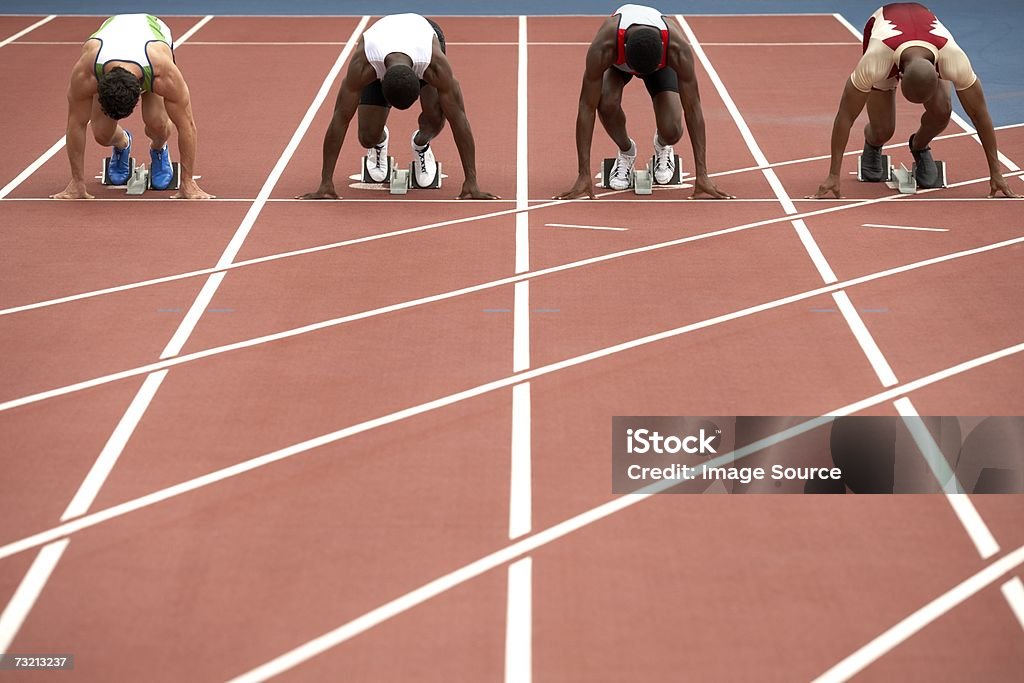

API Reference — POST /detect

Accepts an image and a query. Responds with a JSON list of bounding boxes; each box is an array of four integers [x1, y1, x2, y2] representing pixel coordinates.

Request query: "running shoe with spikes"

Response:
[[364, 126, 390, 182], [652, 133, 676, 185], [411, 130, 438, 187], [608, 139, 637, 190]]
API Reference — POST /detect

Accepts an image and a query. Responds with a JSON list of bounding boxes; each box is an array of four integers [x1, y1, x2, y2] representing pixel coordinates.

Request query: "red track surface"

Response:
[[0, 13, 1022, 682]]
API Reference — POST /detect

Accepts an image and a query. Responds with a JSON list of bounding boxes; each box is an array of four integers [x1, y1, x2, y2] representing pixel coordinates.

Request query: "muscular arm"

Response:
[[430, 53, 498, 199], [299, 53, 372, 199], [554, 21, 613, 200], [53, 55, 97, 199], [809, 79, 870, 198], [155, 62, 203, 191], [957, 79, 1021, 197]]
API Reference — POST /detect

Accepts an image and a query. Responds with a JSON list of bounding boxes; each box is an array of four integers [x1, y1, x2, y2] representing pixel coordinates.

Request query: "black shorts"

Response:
[[608, 66, 679, 98], [360, 18, 446, 107]]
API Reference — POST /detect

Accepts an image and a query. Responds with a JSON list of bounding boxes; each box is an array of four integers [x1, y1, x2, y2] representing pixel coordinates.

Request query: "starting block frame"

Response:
[[856, 153, 893, 182], [363, 155, 395, 183], [602, 155, 681, 195], [650, 153, 683, 186], [409, 161, 442, 190], [888, 160, 948, 195]]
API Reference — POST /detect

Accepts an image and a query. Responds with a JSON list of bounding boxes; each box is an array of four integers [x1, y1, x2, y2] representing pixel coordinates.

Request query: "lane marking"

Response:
[[505, 558, 532, 683], [813, 545, 1024, 683], [1000, 577, 1024, 632], [677, 14, 897, 388], [1, 309, 1022, 564], [0, 13, 370, 658], [862, 223, 948, 232], [507, 18, 533, 683], [224, 386, 1024, 681], [0, 15, 214, 201], [543, 223, 628, 231], [893, 397, 999, 558], [0, 540, 68, 654], [3, 225, 1022, 416], [0, 14, 54, 48]]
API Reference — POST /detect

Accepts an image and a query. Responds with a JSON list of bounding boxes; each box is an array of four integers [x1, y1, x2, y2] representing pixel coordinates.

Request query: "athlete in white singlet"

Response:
[[53, 14, 212, 200], [298, 14, 498, 200]]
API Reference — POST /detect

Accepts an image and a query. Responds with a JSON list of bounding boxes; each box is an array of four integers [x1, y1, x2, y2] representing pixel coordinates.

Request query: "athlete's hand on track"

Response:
[[553, 174, 596, 200], [296, 183, 340, 200], [457, 181, 501, 200], [172, 180, 216, 200], [988, 174, 1023, 198], [689, 175, 735, 200], [50, 181, 93, 200], [807, 174, 842, 199]]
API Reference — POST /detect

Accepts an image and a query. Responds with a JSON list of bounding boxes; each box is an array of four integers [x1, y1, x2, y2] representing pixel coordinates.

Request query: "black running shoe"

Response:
[[910, 134, 941, 188], [859, 141, 886, 182]]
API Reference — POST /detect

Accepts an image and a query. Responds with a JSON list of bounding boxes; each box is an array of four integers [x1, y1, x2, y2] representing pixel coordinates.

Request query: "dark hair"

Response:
[[97, 66, 142, 120], [624, 27, 663, 75], [381, 64, 420, 110]]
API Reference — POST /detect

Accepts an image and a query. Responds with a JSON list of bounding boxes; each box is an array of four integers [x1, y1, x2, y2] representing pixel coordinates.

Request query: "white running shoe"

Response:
[[608, 139, 637, 190], [411, 130, 438, 187], [365, 126, 389, 182], [653, 133, 675, 185]]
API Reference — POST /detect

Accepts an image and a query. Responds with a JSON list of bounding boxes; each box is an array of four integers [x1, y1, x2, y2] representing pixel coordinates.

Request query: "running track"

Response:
[[0, 13, 1022, 682]]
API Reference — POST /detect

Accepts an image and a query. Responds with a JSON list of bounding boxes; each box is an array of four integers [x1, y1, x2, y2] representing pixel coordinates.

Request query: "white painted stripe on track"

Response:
[[862, 223, 948, 232], [1000, 577, 1024, 632], [0, 540, 68, 654], [813, 545, 1024, 682], [504, 558, 533, 683], [0, 14, 54, 48]]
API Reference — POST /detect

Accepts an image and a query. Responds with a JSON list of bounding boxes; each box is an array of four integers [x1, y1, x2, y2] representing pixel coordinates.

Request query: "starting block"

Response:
[[126, 163, 148, 195], [887, 161, 948, 194], [601, 158, 655, 195], [101, 157, 136, 186], [857, 153, 892, 182], [148, 161, 181, 191], [363, 155, 395, 183], [914, 159, 947, 189], [389, 167, 409, 195], [409, 161, 442, 190], [651, 153, 683, 185]]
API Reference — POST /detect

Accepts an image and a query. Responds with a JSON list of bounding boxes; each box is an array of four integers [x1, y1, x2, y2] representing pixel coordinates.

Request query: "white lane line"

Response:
[[543, 223, 628, 231], [833, 291, 898, 387], [0, 14, 370, 658], [862, 223, 948, 232], [509, 383, 532, 540], [225, 381, 1024, 681], [677, 14, 898, 389], [0, 540, 68, 654], [0, 15, 212, 200], [893, 397, 1000, 558], [1, 290, 1022, 565], [814, 545, 1024, 683], [505, 558, 533, 683], [1000, 577, 1024, 631], [3, 222, 1022, 416], [507, 18, 533, 683], [0, 14, 54, 48], [834, 13, 1024, 184]]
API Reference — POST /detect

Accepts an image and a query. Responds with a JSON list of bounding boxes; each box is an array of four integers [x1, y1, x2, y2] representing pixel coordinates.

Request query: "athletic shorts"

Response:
[[360, 18, 446, 107], [608, 65, 679, 98]]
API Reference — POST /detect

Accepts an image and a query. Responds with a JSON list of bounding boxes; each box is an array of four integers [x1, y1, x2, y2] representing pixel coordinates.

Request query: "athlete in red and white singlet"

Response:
[[554, 5, 734, 200], [810, 3, 1019, 199]]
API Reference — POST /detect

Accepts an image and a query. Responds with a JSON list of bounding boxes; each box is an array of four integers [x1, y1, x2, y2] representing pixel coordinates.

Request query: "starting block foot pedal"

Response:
[[651, 153, 682, 185], [857, 153, 892, 182], [891, 163, 917, 194], [102, 157, 136, 186], [409, 161, 442, 189], [633, 166, 653, 195], [126, 163, 149, 195], [363, 155, 394, 183], [390, 168, 410, 195], [913, 160, 947, 189], [148, 161, 181, 191], [601, 158, 616, 189]]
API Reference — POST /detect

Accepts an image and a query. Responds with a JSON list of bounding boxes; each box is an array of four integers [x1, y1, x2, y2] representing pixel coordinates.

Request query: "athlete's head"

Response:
[[97, 66, 142, 120], [900, 57, 938, 103], [381, 64, 420, 110], [624, 26, 662, 75]]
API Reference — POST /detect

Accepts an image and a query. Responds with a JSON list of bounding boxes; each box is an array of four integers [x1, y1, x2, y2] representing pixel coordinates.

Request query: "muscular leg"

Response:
[[651, 90, 682, 146], [912, 81, 952, 149], [141, 92, 173, 149], [597, 70, 632, 152], [356, 104, 389, 148], [90, 98, 128, 148], [414, 85, 445, 146], [864, 87, 896, 146]]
